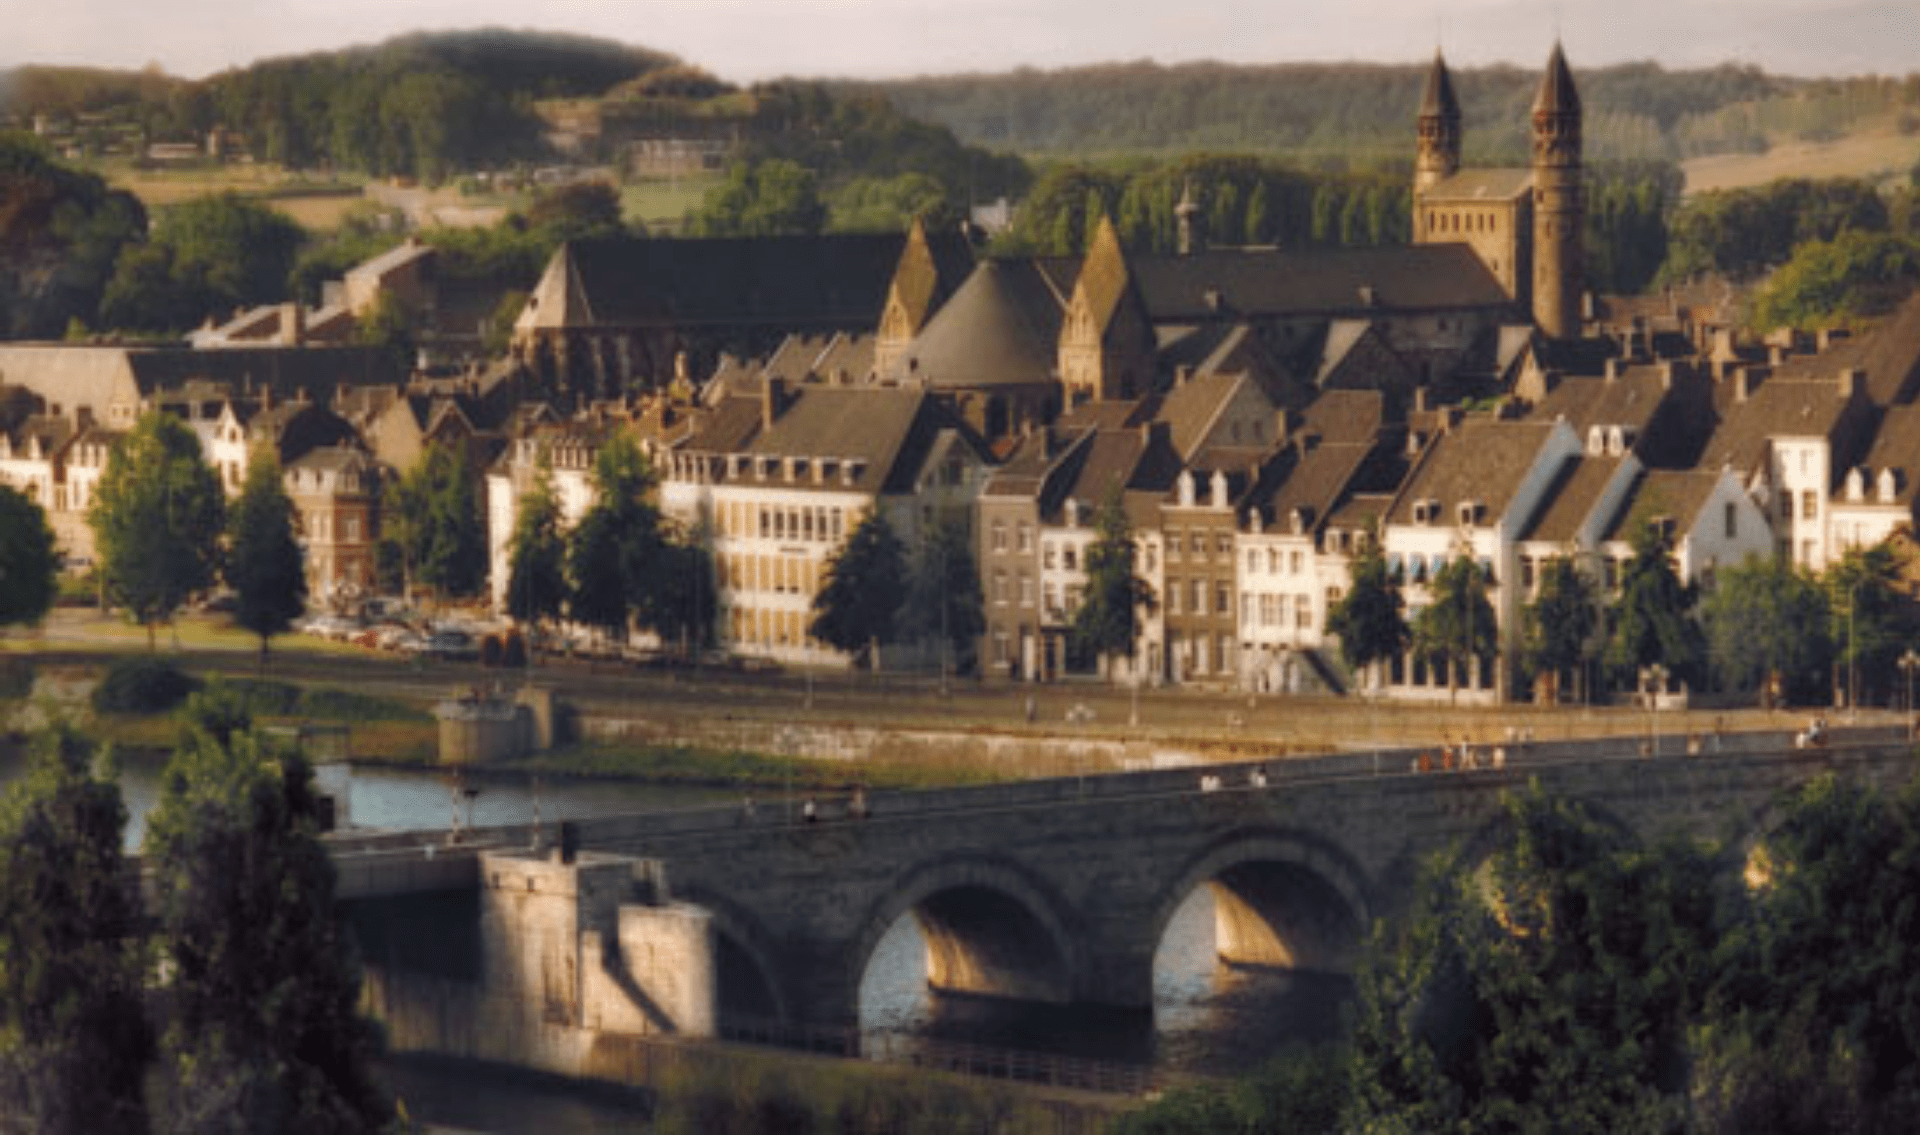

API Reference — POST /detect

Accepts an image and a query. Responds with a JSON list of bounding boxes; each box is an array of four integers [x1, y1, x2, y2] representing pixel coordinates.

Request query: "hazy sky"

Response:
[[5, 0, 1914, 81]]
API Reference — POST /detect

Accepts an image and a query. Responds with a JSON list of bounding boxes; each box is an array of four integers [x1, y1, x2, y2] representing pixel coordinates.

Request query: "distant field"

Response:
[[621, 175, 720, 235], [99, 163, 372, 230], [1682, 122, 1920, 195]]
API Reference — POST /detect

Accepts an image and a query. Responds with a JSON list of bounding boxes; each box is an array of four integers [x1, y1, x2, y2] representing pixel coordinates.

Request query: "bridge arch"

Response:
[[671, 884, 790, 1024], [848, 852, 1082, 1014], [1146, 828, 1375, 981]]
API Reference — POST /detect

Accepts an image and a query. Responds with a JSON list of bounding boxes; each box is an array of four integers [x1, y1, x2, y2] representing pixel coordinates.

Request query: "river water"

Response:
[[0, 749, 1348, 1127]]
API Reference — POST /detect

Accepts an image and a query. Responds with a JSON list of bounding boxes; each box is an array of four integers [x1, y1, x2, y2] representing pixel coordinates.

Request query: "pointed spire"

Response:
[[1420, 49, 1461, 120], [1532, 41, 1581, 117]]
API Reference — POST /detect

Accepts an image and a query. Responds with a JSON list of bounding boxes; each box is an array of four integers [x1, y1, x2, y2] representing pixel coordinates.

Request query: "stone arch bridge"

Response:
[[336, 727, 1917, 1040]]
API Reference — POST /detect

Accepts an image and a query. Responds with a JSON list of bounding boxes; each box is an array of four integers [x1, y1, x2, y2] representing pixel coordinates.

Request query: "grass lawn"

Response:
[[1682, 119, 1920, 195], [622, 176, 721, 234]]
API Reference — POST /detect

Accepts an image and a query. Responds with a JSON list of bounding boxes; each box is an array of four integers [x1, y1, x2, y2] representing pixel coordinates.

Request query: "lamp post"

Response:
[[1901, 648, 1920, 741], [1645, 662, 1668, 757]]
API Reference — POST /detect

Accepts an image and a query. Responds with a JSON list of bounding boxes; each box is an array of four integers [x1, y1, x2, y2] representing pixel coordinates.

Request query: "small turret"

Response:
[[1530, 42, 1585, 341]]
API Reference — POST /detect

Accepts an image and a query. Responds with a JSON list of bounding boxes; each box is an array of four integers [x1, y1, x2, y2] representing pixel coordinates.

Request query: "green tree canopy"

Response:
[[1823, 542, 1912, 706], [0, 131, 147, 338], [1522, 554, 1601, 703], [1605, 521, 1704, 690], [527, 179, 629, 245], [224, 447, 307, 668], [145, 691, 386, 1131], [904, 516, 986, 677], [0, 482, 58, 630], [1701, 552, 1831, 702], [810, 508, 908, 669], [564, 431, 663, 643], [384, 441, 484, 600], [1412, 552, 1497, 699], [88, 411, 226, 647], [1749, 230, 1920, 333], [505, 458, 568, 636], [0, 725, 150, 1134], [98, 192, 306, 334], [1325, 533, 1408, 691], [685, 159, 827, 237], [1067, 490, 1155, 681]]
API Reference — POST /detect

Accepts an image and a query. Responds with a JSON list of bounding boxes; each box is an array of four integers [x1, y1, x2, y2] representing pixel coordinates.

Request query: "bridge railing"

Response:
[[717, 1015, 1190, 1096]]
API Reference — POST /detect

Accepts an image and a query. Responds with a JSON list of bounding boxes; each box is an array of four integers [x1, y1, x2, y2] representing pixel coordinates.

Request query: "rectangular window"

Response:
[[993, 569, 1008, 605], [1216, 582, 1231, 615], [1064, 546, 1078, 571], [1247, 549, 1259, 574], [1801, 490, 1817, 521], [1290, 550, 1304, 574], [1725, 502, 1737, 539], [1216, 533, 1232, 557], [1019, 572, 1034, 607], [1296, 595, 1312, 629], [1168, 579, 1183, 615], [1018, 523, 1033, 553], [991, 520, 1008, 553], [1043, 544, 1057, 570], [1168, 529, 1183, 560], [1193, 580, 1207, 614]]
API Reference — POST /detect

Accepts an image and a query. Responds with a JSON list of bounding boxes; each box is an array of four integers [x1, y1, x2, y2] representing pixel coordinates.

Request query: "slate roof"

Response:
[[1526, 367, 1670, 437], [1854, 402, 1920, 509], [1299, 390, 1386, 445], [1771, 292, 1920, 407], [1519, 455, 1628, 543], [1534, 42, 1582, 116], [1422, 169, 1533, 202], [1246, 440, 1375, 534], [1421, 51, 1461, 119], [1699, 378, 1853, 480], [745, 386, 959, 496], [1129, 244, 1513, 319], [523, 234, 914, 330], [890, 259, 1061, 389], [1601, 469, 1721, 543], [1154, 370, 1262, 459], [1387, 418, 1561, 527]]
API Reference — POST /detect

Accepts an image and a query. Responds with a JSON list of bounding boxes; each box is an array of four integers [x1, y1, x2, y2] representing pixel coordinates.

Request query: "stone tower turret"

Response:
[[1175, 180, 1204, 256], [1414, 50, 1462, 201], [1530, 42, 1584, 341]]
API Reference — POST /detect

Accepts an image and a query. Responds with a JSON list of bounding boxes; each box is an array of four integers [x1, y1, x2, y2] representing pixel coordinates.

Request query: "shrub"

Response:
[[298, 687, 429, 723], [0, 658, 33, 699], [92, 658, 202, 714], [207, 677, 302, 717]]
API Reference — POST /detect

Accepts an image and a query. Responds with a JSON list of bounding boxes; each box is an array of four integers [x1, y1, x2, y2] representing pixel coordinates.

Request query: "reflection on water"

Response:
[[858, 884, 1354, 1077]]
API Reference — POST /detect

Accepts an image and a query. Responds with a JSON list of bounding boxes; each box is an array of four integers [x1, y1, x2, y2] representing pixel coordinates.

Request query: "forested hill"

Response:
[[841, 60, 1912, 163], [0, 30, 679, 180]]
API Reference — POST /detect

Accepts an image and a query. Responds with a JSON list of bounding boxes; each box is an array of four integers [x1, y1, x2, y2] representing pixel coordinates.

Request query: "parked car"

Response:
[[420, 629, 479, 661], [298, 613, 364, 641]]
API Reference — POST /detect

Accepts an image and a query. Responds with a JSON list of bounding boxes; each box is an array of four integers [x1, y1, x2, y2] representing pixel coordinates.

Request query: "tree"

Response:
[[1325, 532, 1408, 693], [88, 411, 225, 648], [1067, 489, 1154, 683], [1522, 555, 1600, 704], [145, 690, 386, 1131], [1823, 542, 1910, 706], [0, 725, 150, 1134], [645, 535, 718, 661], [352, 288, 417, 374], [224, 448, 307, 670], [0, 131, 147, 339], [811, 508, 908, 670], [904, 516, 985, 678], [98, 192, 306, 334], [384, 442, 484, 601], [684, 159, 826, 237], [1701, 553, 1830, 703], [563, 432, 663, 645], [504, 458, 568, 646], [1347, 786, 1724, 1132], [1604, 520, 1704, 692], [1749, 230, 1920, 332], [1412, 552, 1497, 701], [0, 483, 58, 630], [527, 179, 627, 245]]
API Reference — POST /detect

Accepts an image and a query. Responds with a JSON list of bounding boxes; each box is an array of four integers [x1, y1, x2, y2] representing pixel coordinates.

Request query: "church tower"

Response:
[[1413, 50, 1462, 206], [1530, 42, 1584, 340]]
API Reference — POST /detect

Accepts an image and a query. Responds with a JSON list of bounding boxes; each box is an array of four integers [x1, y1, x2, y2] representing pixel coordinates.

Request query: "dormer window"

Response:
[[1879, 468, 1900, 504], [1846, 467, 1865, 502], [1586, 426, 1605, 455]]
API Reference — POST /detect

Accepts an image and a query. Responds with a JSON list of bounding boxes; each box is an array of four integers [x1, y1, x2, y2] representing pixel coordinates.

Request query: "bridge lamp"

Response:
[[1900, 649, 1920, 740], [1645, 663, 1668, 757]]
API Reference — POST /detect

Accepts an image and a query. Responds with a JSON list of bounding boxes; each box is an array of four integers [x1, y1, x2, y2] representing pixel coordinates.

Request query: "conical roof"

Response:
[[1532, 42, 1581, 116], [1421, 50, 1461, 118], [896, 260, 1058, 390]]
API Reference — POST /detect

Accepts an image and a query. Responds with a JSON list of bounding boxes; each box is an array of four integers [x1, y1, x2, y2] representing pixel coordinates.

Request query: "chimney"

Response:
[[1733, 369, 1754, 403], [1604, 357, 1620, 381], [763, 377, 787, 430], [281, 302, 304, 347], [1839, 367, 1863, 400], [1210, 469, 1228, 509]]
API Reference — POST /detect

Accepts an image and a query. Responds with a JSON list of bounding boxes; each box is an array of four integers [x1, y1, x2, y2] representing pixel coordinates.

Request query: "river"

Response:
[[0, 749, 1348, 1128]]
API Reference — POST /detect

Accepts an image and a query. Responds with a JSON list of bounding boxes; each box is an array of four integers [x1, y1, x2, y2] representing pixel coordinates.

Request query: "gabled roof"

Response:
[[746, 386, 955, 495], [1526, 366, 1671, 437], [1519, 455, 1629, 543], [1852, 402, 1920, 509], [518, 234, 912, 331], [345, 238, 435, 285], [1387, 418, 1563, 528], [1244, 439, 1375, 535], [1421, 169, 1533, 202], [1699, 378, 1852, 477], [1299, 389, 1386, 445], [1601, 469, 1721, 543], [1128, 244, 1512, 319], [1771, 292, 1920, 407], [1153, 369, 1267, 460]]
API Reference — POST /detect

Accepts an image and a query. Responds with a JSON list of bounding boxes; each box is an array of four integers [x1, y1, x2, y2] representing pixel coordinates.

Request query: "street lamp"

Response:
[[1645, 663, 1668, 757], [1900, 648, 1920, 741]]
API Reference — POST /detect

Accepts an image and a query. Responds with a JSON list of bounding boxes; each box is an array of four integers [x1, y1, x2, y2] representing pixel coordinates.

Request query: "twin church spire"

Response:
[[1415, 43, 1585, 340]]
